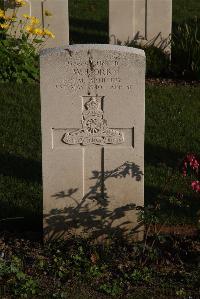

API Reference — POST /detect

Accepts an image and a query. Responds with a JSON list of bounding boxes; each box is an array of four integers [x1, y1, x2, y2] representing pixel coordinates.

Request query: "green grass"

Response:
[[69, 0, 108, 44], [0, 83, 199, 231], [0, 84, 42, 231], [173, 0, 200, 24], [145, 85, 200, 223]]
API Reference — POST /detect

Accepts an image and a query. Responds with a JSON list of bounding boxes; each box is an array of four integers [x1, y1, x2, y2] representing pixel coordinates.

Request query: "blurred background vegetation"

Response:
[[1, 0, 200, 80], [69, 0, 200, 80]]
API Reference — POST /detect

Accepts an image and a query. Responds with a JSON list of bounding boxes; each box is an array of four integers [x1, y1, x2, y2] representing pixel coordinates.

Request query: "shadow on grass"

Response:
[[145, 143, 186, 168], [0, 152, 41, 183], [1, 145, 199, 237], [145, 185, 200, 223], [1, 144, 187, 181], [0, 200, 42, 237], [0, 153, 42, 237], [69, 17, 108, 44]]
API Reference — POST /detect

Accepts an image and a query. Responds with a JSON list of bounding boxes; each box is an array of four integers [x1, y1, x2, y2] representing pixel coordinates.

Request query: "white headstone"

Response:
[[42, 0, 69, 49], [109, 0, 172, 52], [40, 45, 145, 241], [4, 0, 69, 48]]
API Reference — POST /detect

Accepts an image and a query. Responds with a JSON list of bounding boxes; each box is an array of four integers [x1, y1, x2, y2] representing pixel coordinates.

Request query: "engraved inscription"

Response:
[[55, 58, 136, 91], [62, 97, 124, 146]]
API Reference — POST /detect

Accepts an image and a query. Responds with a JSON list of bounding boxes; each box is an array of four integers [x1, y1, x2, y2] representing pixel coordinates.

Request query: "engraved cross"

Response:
[[54, 95, 133, 198]]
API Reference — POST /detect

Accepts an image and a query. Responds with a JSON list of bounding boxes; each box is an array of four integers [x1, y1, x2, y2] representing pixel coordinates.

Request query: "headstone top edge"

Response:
[[40, 44, 145, 57]]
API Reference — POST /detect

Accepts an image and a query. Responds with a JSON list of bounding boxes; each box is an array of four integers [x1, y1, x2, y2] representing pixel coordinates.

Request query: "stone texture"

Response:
[[109, 0, 172, 52], [42, 0, 69, 49], [109, 0, 135, 45], [4, 0, 69, 48], [40, 45, 145, 241]]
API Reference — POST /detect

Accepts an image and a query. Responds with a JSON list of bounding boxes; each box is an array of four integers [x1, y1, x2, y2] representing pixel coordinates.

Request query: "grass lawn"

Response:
[[69, 0, 108, 44], [0, 83, 199, 232], [145, 84, 200, 224], [173, 0, 200, 24], [0, 84, 42, 232]]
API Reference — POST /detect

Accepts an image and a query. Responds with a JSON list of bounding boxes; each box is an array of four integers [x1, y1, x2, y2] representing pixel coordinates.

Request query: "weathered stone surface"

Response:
[[40, 45, 145, 241], [109, 0, 172, 52], [4, 0, 69, 48]]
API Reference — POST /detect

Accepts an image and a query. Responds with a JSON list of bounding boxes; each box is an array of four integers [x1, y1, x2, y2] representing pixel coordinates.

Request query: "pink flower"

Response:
[[183, 169, 187, 177], [182, 153, 199, 176], [191, 181, 200, 193]]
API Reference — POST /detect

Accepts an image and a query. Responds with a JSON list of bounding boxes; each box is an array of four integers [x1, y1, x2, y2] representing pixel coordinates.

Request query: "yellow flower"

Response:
[[0, 10, 15, 21], [0, 9, 5, 18], [23, 14, 31, 19], [43, 28, 55, 39], [32, 28, 44, 36], [25, 25, 33, 33], [30, 16, 40, 25], [3, 15, 16, 21], [15, 0, 27, 6], [0, 23, 10, 30]]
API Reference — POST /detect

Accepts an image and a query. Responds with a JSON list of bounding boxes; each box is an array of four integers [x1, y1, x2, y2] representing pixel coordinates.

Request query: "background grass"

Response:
[[173, 0, 200, 24], [0, 84, 199, 231], [145, 85, 200, 224], [69, 0, 108, 44], [0, 84, 42, 231]]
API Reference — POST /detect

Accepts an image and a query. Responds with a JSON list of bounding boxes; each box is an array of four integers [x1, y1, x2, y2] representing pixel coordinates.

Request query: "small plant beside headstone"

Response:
[[0, 0, 55, 82], [172, 17, 200, 80]]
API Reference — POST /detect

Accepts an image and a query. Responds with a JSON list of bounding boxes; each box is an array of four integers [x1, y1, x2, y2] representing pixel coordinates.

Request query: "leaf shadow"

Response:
[[45, 161, 144, 241]]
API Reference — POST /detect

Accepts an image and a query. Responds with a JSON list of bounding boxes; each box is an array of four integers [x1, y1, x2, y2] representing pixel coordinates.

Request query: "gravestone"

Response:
[[40, 45, 145, 241], [109, 0, 172, 52], [4, 0, 69, 48]]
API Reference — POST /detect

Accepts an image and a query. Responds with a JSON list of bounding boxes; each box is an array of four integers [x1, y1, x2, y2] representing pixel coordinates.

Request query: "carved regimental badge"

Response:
[[62, 97, 124, 146]]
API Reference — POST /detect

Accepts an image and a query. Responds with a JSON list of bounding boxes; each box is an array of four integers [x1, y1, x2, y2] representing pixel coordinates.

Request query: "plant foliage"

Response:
[[0, 0, 54, 83], [124, 35, 171, 78], [172, 18, 200, 79]]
